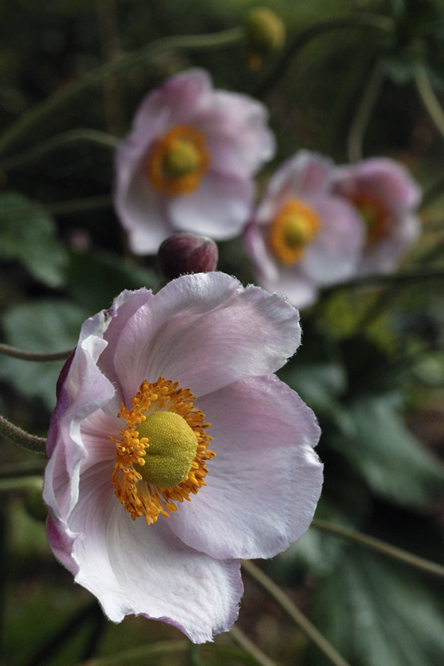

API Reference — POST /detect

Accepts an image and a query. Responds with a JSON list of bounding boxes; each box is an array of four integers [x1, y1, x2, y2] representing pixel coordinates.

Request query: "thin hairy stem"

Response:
[[0, 28, 243, 156], [0, 129, 120, 171], [255, 13, 393, 100], [311, 519, 444, 579], [0, 343, 72, 362], [230, 626, 281, 666], [0, 415, 46, 455], [347, 57, 385, 163], [241, 561, 352, 666], [414, 64, 444, 141]]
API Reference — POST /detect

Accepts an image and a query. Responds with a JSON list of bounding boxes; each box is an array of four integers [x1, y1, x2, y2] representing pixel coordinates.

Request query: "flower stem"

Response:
[[0, 415, 46, 455], [413, 63, 444, 141], [0, 343, 72, 362], [0, 27, 243, 157], [241, 560, 352, 666], [230, 625, 281, 666], [0, 129, 120, 171], [347, 57, 385, 163], [311, 519, 444, 579], [255, 13, 394, 100]]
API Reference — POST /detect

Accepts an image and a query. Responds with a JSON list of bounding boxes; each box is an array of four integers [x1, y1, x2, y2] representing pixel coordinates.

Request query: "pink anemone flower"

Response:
[[114, 69, 275, 254], [43, 272, 323, 644], [333, 157, 422, 274], [244, 151, 365, 308]]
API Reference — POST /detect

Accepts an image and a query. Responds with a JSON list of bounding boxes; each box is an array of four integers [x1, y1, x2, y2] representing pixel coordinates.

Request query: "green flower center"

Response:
[[163, 139, 203, 179], [135, 411, 198, 488]]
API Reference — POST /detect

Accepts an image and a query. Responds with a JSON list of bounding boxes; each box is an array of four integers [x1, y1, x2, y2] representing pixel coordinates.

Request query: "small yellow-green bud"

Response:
[[244, 7, 286, 67], [135, 411, 198, 488]]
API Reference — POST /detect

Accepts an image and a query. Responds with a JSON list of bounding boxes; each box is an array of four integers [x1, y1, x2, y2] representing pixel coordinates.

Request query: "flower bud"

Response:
[[157, 233, 218, 281], [244, 7, 286, 69]]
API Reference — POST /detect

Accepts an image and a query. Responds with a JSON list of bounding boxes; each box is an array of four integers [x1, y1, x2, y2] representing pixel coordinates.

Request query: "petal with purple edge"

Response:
[[168, 374, 323, 560]]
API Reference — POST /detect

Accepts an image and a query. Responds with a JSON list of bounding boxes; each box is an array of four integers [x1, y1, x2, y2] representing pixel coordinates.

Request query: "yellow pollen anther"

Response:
[[147, 125, 210, 196], [268, 198, 320, 266], [110, 378, 214, 525]]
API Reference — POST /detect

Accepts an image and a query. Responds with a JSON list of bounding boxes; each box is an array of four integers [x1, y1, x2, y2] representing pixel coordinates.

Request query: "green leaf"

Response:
[[66, 247, 158, 313], [0, 192, 67, 287], [310, 547, 444, 666], [332, 393, 444, 507], [0, 299, 89, 410]]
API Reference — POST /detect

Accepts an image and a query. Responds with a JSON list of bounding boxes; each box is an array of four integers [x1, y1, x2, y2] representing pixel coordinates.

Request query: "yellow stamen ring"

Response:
[[268, 198, 320, 266], [110, 377, 214, 525], [146, 125, 210, 196]]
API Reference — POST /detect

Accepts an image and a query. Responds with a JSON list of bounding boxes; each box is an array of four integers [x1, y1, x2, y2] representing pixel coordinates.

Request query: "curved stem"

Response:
[[230, 626, 281, 666], [255, 13, 393, 99], [311, 519, 444, 579], [413, 63, 444, 141], [347, 57, 385, 163], [0, 343, 72, 362], [0, 27, 243, 157], [241, 561, 352, 666], [0, 415, 46, 455], [0, 129, 120, 171]]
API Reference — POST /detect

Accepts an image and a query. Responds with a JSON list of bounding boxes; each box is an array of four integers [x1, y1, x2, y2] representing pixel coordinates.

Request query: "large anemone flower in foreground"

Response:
[[244, 151, 365, 309], [333, 157, 422, 274], [114, 68, 275, 254], [43, 273, 323, 644]]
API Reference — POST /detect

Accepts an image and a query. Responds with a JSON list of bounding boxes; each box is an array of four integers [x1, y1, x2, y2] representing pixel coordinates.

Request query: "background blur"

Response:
[[1, 1, 444, 665]]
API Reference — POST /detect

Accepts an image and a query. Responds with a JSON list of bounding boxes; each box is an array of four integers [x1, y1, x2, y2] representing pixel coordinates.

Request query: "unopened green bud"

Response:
[[244, 7, 286, 68]]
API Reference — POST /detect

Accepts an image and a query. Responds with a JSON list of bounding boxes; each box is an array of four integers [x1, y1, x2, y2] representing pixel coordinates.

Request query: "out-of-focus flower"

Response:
[[114, 69, 275, 254], [43, 273, 323, 644], [245, 151, 365, 308], [157, 232, 218, 281], [333, 157, 422, 274], [244, 7, 286, 69]]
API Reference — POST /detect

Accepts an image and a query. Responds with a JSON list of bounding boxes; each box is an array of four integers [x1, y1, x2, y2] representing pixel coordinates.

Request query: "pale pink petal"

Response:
[[168, 173, 254, 239], [63, 460, 243, 643], [168, 375, 322, 559], [112, 273, 300, 402], [301, 197, 365, 284]]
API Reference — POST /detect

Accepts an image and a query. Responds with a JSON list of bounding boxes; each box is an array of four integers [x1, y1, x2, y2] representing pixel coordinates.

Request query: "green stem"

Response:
[[0, 129, 120, 171], [230, 626, 281, 666], [311, 519, 444, 579], [255, 13, 394, 99], [347, 57, 385, 163], [0, 415, 46, 455], [413, 63, 444, 141], [241, 561, 352, 666], [0, 27, 243, 157], [0, 343, 72, 362]]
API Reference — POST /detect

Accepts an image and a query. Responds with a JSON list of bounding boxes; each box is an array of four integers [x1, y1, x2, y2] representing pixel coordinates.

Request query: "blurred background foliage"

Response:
[[1, 0, 444, 665]]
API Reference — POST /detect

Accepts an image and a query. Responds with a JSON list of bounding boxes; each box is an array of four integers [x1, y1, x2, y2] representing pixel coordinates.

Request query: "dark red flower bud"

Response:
[[157, 233, 218, 281]]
